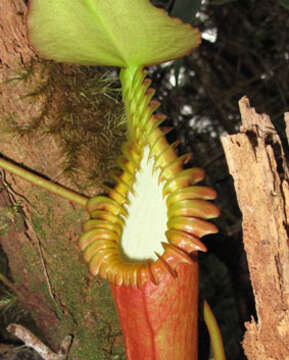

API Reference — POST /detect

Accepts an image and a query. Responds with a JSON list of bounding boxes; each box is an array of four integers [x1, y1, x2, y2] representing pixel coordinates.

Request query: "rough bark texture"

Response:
[[0, 1, 124, 359], [0, 0, 60, 347], [221, 97, 289, 359]]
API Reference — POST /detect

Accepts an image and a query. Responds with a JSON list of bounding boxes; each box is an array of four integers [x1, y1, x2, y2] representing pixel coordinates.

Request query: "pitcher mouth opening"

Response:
[[79, 145, 218, 288]]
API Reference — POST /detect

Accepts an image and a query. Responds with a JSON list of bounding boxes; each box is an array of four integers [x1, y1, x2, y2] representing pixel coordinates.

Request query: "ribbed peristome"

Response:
[[79, 66, 219, 288]]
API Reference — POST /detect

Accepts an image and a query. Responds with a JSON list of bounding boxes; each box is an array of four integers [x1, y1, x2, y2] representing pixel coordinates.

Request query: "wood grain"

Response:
[[222, 97, 289, 359]]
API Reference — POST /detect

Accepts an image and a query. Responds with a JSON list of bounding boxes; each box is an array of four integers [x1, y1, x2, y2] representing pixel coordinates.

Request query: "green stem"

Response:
[[0, 158, 88, 207], [204, 300, 226, 360]]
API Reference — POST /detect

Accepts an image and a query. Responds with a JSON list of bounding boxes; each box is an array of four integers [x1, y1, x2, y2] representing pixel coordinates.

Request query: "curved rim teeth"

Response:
[[149, 127, 174, 154], [78, 66, 219, 288], [117, 157, 136, 177], [158, 153, 192, 182], [167, 216, 218, 238], [87, 196, 128, 216], [139, 100, 161, 133], [147, 261, 159, 285], [152, 139, 180, 169], [79, 228, 119, 250], [163, 168, 206, 196], [83, 240, 117, 263], [104, 186, 128, 205], [161, 243, 195, 269], [82, 219, 122, 236], [166, 186, 217, 206], [146, 114, 167, 136], [168, 199, 220, 219], [88, 248, 119, 276], [154, 252, 177, 279], [166, 229, 207, 253]]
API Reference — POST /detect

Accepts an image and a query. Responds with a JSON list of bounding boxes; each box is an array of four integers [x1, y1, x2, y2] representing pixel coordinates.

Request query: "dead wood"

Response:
[[221, 97, 289, 359]]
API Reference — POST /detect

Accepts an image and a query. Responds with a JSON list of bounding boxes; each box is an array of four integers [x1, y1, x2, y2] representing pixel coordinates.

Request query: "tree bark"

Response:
[[0, 1, 124, 358], [221, 97, 289, 359]]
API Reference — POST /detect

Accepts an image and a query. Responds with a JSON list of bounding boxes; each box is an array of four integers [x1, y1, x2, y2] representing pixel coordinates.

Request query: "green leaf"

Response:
[[28, 0, 201, 68]]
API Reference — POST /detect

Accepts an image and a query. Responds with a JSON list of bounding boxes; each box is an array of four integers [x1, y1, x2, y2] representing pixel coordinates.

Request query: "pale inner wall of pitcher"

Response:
[[120, 146, 168, 262]]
